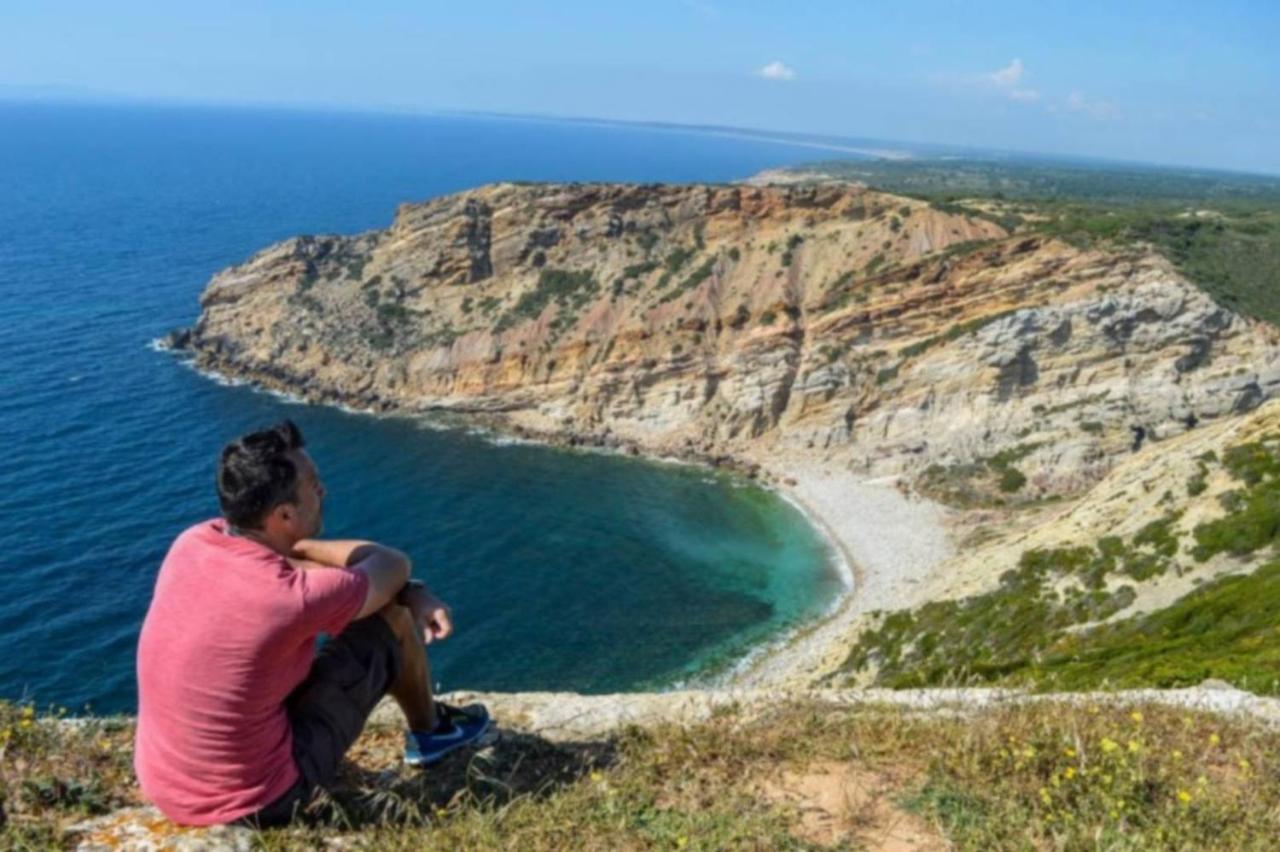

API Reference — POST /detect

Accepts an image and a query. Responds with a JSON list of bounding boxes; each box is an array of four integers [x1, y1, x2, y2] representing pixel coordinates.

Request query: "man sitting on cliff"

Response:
[[134, 419, 491, 826]]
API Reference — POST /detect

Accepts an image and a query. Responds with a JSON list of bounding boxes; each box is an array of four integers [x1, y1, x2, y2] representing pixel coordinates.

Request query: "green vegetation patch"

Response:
[[621, 260, 658, 279], [657, 257, 716, 305], [839, 521, 1177, 687], [495, 268, 599, 333], [1025, 558, 1280, 694], [344, 256, 368, 281], [780, 234, 804, 267], [849, 435, 1280, 695], [1190, 435, 1280, 561], [1032, 203, 1280, 325], [917, 443, 1039, 507], [655, 246, 696, 289]]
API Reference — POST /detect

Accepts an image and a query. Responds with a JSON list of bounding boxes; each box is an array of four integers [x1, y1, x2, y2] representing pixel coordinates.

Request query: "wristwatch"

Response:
[[395, 578, 426, 606]]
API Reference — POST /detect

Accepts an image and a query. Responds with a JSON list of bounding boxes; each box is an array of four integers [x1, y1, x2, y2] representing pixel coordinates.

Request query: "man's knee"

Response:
[[377, 600, 415, 641]]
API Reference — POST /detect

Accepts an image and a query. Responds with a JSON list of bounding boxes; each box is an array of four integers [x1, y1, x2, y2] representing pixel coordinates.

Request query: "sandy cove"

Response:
[[726, 458, 956, 689]]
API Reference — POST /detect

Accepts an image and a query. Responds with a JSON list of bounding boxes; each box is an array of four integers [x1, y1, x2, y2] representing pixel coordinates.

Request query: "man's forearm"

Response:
[[293, 538, 415, 619], [292, 538, 407, 569]]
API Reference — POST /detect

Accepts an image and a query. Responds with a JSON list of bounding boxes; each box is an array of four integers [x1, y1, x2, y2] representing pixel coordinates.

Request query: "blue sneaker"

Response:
[[404, 702, 493, 766]]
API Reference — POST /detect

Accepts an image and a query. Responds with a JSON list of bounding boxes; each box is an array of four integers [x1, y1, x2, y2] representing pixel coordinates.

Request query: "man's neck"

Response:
[[226, 523, 295, 557]]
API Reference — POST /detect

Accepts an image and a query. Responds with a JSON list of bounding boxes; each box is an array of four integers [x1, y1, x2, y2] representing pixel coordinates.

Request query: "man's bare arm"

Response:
[[291, 538, 411, 618]]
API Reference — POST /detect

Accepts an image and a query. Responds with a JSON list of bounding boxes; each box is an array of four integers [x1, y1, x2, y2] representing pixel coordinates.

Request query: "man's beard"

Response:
[[309, 508, 324, 538]]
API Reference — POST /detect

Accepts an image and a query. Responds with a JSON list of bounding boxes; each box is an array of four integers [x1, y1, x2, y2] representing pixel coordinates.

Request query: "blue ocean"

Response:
[[0, 103, 844, 713]]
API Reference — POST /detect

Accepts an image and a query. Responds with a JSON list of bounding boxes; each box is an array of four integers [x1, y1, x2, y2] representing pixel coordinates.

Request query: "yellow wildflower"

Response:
[[1128, 739, 1141, 753], [1039, 787, 1052, 805], [590, 771, 604, 783], [1209, 733, 1220, 746], [1172, 749, 1183, 760], [1130, 711, 1143, 723], [1177, 789, 1192, 805], [677, 838, 689, 849], [19, 718, 32, 730], [1100, 737, 1119, 753], [1064, 767, 1077, 780], [1064, 747, 1077, 758], [1239, 758, 1252, 772], [1022, 746, 1036, 759]]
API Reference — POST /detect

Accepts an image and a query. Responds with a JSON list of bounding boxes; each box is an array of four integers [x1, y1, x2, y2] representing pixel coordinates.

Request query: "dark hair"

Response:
[[216, 420, 306, 529]]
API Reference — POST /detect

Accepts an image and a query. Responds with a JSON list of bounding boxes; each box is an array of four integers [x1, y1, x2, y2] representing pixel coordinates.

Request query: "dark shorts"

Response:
[[239, 614, 402, 827]]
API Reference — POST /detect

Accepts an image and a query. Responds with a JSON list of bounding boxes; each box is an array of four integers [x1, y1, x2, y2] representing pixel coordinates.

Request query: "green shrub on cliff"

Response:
[[495, 268, 598, 332], [917, 443, 1038, 506], [657, 258, 716, 305], [840, 535, 1147, 688], [1025, 558, 1280, 693], [1191, 435, 1280, 561]]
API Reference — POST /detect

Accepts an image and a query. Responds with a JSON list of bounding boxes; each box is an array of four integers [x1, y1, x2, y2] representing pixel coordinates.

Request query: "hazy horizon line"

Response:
[[2, 85, 1277, 180]]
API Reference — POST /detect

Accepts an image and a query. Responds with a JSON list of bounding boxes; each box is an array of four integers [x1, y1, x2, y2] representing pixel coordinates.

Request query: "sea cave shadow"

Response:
[[307, 726, 618, 829]]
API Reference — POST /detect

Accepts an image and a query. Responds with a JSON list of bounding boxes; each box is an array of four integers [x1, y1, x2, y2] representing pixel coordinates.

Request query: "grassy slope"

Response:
[[840, 430, 1280, 695], [4, 698, 1279, 850]]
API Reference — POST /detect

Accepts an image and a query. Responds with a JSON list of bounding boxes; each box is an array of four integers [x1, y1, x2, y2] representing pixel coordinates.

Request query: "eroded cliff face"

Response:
[[184, 181, 1280, 496]]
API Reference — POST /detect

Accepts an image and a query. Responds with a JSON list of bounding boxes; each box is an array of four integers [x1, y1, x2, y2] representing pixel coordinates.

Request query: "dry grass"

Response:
[[3, 697, 1279, 850]]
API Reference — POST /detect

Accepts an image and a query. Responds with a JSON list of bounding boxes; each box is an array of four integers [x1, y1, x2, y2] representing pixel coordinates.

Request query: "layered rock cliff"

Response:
[[182, 181, 1280, 499]]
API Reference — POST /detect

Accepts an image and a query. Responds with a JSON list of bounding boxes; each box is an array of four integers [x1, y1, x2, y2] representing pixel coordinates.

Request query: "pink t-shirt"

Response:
[[135, 519, 369, 826]]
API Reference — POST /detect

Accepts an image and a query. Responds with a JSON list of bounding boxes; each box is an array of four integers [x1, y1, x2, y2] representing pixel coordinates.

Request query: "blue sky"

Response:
[[3, 1, 1278, 173]]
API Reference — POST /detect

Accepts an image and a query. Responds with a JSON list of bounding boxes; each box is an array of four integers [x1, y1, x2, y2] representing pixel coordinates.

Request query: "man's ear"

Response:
[[263, 503, 291, 531]]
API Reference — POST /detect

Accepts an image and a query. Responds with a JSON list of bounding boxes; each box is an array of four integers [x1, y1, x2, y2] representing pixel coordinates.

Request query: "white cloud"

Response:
[[977, 58, 1039, 102], [1066, 89, 1119, 119], [987, 58, 1026, 87], [680, 0, 719, 19], [757, 61, 796, 82]]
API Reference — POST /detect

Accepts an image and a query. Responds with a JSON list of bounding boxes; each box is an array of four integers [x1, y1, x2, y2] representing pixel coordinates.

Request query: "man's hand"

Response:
[[404, 586, 454, 644]]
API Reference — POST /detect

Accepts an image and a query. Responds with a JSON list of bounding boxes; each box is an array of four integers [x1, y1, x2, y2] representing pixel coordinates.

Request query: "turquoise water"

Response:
[[0, 103, 845, 713]]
